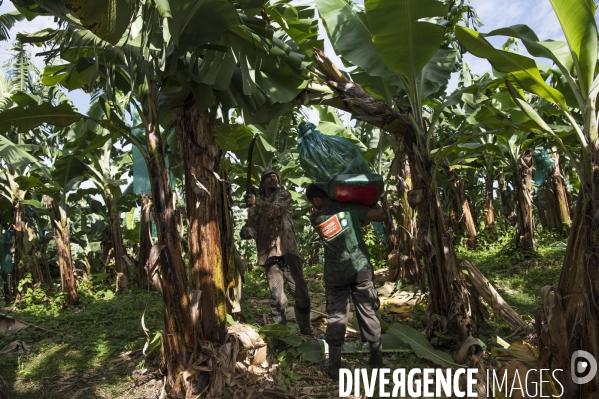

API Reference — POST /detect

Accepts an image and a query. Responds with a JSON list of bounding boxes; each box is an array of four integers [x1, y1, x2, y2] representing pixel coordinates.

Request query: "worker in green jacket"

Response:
[[305, 183, 386, 379]]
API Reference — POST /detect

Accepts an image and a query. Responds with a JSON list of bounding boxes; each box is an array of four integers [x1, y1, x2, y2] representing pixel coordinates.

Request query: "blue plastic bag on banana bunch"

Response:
[[297, 122, 384, 205]]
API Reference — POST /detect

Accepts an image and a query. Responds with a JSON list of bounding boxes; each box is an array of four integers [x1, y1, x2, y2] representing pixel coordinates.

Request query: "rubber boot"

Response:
[[294, 305, 313, 335], [322, 345, 342, 379], [369, 339, 383, 368], [272, 313, 286, 326]]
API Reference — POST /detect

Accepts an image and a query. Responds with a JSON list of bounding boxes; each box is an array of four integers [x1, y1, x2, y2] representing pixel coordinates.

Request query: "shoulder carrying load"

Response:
[[297, 123, 383, 205]]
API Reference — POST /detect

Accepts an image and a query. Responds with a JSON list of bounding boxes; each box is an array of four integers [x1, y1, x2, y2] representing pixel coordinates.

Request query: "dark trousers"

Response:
[[325, 263, 381, 347], [265, 255, 311, 316]]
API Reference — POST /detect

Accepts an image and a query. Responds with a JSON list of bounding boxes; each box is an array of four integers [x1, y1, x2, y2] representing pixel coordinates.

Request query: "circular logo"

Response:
[[571, 350, 598, 385]]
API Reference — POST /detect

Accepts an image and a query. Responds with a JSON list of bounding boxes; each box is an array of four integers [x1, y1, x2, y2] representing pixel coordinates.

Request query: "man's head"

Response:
[[306, 183, 329, 210], [260, 170, 280, 190]]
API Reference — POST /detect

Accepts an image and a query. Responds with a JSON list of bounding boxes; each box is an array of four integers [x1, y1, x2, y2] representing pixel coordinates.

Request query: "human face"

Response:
[[261, 173, 279, 189], [309, 197, 324, 210]]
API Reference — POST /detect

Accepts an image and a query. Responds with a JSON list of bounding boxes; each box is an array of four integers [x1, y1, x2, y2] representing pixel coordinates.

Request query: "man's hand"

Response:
[[365, 203, 386, 223], [245, 193, 256, 207], [240, 225, 257, 240]]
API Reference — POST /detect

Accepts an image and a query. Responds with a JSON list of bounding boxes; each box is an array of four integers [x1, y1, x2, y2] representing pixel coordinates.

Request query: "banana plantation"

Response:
[[0, 0, 597, 397]]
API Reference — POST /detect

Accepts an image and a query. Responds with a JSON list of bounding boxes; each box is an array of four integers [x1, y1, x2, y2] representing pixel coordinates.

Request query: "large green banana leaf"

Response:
[[314, 0, 397, 83], [365, 0, 447, 88], [548, 0, 597, 97], [455, 26, 568, 110], [52, 153, 88, 193], [482, 25, 581, 108], [0, 102, 82, 133], [505, 80, 556, 135], [0, 135, 51, 179], [0, 10, 25, 41], [23, 0, 138, 45], [170, 0, 241, 48], [420, 47, 458, 100], [24, 0, 240, 49], [484, 25, 573, 72], [268, 1, 321, 56]]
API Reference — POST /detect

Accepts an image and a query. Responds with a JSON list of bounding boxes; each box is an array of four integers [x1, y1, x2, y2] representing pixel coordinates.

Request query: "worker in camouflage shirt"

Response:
[[240, 170, 312, 335]]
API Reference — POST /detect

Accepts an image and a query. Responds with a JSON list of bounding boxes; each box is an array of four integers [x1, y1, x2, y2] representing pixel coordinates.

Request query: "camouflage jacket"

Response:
[[244, 188, 300, 265]]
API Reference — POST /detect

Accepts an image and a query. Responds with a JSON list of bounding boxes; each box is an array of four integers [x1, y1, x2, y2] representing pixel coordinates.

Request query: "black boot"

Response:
[[322, 345, 342, 379], [272, 313, 286, 326], [369, 339, 383, 368], [294, 305, 313, 335]]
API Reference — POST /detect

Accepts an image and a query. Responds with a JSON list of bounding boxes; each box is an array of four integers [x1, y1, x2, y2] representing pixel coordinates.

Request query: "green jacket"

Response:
[[310, 201, 370, 286]]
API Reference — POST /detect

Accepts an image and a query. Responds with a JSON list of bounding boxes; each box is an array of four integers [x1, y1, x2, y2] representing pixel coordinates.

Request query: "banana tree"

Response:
[[440, 76, 546, 250], [479, 136, 496, 228], [439, 157, 478, 249], [71, 101, 134, 286], [12, 1, 316, 395], [0, 101, 101, 309], [82, 139, 132, 286], [456, 0, 599, 393], [0, 39, 82, 299], [310, 0, 515, 340], [484, 130, 537, 250], [0, 135, 53, 296], [543, 148, 571, 233]]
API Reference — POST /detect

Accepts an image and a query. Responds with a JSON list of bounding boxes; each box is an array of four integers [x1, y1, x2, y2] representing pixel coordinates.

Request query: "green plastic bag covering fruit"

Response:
[[297, 123, 383, 205], [297, 122, 370, 180], [533, 148, 554, 187]]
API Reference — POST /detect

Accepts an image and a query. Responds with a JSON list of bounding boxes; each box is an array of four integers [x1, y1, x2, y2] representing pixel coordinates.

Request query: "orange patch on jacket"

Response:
[[316, 215, 342, 240]]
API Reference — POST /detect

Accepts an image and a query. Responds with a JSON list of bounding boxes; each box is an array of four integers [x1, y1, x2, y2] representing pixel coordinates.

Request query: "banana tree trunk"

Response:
[[25, 223, 46, 289], [564, 175, 575, 216], [484, 167, 494, 227], [549, 151, 571, 234], [537, 146, 599, 396], [410, 152, 475, 339], [1, 272, 9, 303], [177, 104, 228, 345], [12, 201, 23, 298], [541, 180, 559, 230], [446, 192, 462, 237], [105, 188, 128, 287], [533, 191, 548, 230], [29, 247, 44, 288], [101, 228, 112, 273], [514, 150, 536, 250], [498, 176, 515, 223], [45, 196, 78, 307], [140, 100, 194, 397], [441, 158, 477, 249], [137, 194, 152, 289], [37, 246, 53, 291], [387, 151, 421, 287]]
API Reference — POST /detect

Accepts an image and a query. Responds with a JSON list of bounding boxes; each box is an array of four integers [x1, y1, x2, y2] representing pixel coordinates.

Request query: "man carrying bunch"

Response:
[[305, 183, 386, 379]]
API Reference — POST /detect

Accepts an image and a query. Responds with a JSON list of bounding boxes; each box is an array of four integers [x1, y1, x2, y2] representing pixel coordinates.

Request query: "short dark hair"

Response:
[[306, 183, 328, 201]]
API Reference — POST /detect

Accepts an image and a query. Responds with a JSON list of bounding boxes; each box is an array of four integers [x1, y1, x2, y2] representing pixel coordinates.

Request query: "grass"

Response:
[[0, 284, 163, 398], [458, 227, 565, 318], [0, 227, 568, 398]]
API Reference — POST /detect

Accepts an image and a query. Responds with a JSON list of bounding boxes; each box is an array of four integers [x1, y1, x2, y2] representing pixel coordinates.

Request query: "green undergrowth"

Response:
[[0, 284, 163, 399], [457, 227, 566, 334], [0, 227, 568, 398]]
